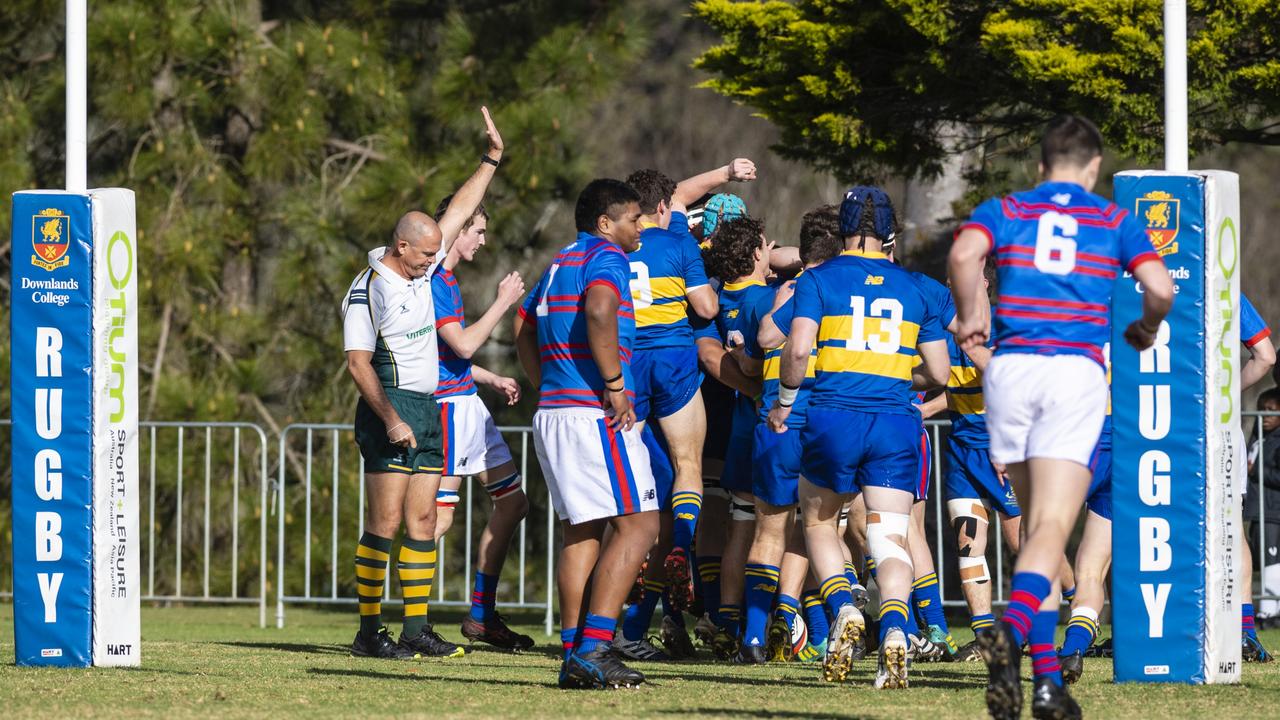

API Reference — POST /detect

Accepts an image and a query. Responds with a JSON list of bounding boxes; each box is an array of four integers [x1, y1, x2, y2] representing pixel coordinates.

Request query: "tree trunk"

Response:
[[901, 123, 980, 274]]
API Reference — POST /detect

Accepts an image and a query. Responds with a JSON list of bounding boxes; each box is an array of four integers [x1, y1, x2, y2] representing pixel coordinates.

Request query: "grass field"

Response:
[[2, 604, 1279, 719]]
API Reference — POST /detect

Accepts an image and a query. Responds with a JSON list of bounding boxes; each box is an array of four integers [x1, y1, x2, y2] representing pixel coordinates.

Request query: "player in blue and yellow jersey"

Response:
[[740, 205, 844, 664], [619, 161, 756, 643], [701, 216, 777, 660], [769, 187, 950, 689], [427, 196, 534, 652], [514, 179, 660, 690], [951, 115, 1174, 718]]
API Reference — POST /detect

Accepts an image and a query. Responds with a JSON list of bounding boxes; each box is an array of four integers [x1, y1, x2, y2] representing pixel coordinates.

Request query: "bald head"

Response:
[[388, 210, 444, 279]]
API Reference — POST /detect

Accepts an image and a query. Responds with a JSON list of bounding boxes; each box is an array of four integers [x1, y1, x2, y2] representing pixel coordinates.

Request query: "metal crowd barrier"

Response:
[[1, 413, 1277, 630]]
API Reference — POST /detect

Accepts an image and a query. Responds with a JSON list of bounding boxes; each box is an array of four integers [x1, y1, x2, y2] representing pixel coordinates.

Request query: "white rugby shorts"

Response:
[[984, 353, 1108, 468], [439, 394, 513, 476], [533, 407, 659, 525]]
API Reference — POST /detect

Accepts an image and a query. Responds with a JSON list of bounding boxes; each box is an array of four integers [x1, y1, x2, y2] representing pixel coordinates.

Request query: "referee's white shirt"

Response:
[[342, 246, 446, 395]]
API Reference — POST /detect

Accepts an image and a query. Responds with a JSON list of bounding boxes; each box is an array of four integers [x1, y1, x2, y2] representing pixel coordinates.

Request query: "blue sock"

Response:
[[698, 556, 722, 623], [671, 492, 702, 553], [1002, 572, 1052, 646], [621, 579, 665, 641], [844, 561, 860, 587], [560, 628, 576, 661], [469, 571, 498, 623], [1244, 603, 1258, 641], [818, 575, 854, 620], [911, 572, 948, 632], [577, 613, 616, 655], [864, 554, 877, 580], [742, 563, 780, 647], [716, 604, 742, 634], [904, 593, 921, 637], [802, 589, 829, 645], [1061, 585, 1076, 603], [971, 613, 996, 636], [879, 598, 911, 642], [1030, 610, 1063, 686], [775, 593, 801, 635], [1060, 608, 1099, 656]]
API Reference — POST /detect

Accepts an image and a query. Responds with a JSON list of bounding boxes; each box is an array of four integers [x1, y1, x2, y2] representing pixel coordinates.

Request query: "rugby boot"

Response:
[[693, 613, 718, 646], [664, 548, 694, 612], [558, 660, 592, 689], [1243, 634, 1275, 663], [765, 616, 793, 662], [1030, 676, 1082, 720], [461, 613, 536, 652], [399, 624, 465, 658], [710, 626, 740, 661], [823, 604, 866, 682], [910, 632, 946, 663], [850, 583, 870, 611], [567, 645, 646, 688], [977, 624, 1024, 720], [1059, 650, 1084, 684], [1084, 637, 1112, 658], [734, 643, 768, 664], [874, 627, 909, 689], [953, 639, 984, 663], [612, 634, 671, 661], [351, 626, 420, 660], [796, 639, 826, 663], [927, 624, 959, 660], [660, 615, 697, 660]]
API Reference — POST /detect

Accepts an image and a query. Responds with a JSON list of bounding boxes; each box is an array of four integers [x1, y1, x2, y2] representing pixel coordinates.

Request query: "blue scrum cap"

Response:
[[839, 186, 896, 246]]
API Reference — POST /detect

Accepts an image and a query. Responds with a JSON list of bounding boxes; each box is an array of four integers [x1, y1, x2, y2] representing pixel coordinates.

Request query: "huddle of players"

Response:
[[341, 108, 1273, 717]]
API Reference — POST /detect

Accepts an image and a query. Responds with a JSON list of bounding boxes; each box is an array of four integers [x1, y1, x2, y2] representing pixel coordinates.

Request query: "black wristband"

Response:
[[780, 381, 801, 390], [481, 154, 500, 167], [603, 372, 623, 385], [606, 384, 626, 393]]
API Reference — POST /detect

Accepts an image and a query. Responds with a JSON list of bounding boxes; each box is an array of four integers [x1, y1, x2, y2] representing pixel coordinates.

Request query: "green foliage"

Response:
[[693, 0, 1280, 181]]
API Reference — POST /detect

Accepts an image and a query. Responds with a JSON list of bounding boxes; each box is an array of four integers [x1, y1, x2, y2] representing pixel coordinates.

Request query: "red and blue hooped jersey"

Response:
[[431, 268, 477, 398], [960, 182, 1161, 367], [518, 232, 636, 410], [629, 211, 710, 350], [792, 251, 946, 414], [1242, 293, 1271, 349]]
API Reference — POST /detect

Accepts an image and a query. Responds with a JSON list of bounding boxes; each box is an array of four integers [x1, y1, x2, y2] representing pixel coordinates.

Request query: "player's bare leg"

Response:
[[1059, 510, 1110, 682], [861, 486, 914, 689], [352, 473, 413, 657], [456, 460, 533, 651], [908, 500, 955, 659], [657, 393, 707, 610], [798, 479, 864, 682], [773, 521, 811, 660], [844, 495, 870, 587], [397, 472, 461, 657], [616, 513, 676, 660]]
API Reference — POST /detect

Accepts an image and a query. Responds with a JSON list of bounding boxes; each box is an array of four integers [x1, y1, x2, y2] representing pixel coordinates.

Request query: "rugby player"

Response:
[[342, 107, 504, 660], [515, 179, 660, 689], [702, 216, 777, 659], [769, 186, 950, 689], [1239, 295, 1277, 662], [951, 114, 1173, 719], [744, 204, 844, 663], [427, 196, 534, 652]]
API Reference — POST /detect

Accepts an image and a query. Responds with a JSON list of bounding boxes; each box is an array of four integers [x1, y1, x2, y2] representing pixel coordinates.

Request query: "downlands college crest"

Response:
[[31, 208, 71, 271], [1135, 191, 1179, 257]]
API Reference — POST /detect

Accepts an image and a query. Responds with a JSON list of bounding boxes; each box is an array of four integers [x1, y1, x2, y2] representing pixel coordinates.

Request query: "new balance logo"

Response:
[[752, 582, 778, 593], [643, 489, 656, 501], [865, 276, 884, 285]]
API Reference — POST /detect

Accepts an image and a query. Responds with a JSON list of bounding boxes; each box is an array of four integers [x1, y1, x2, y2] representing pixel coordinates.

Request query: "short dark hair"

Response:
[[1041, 114, 1104, 170], [799, 205, 842, 266], [433, 194, 488, 232], [624, 169, 676, 215], [703, 216, 765, 281], [1258, 387, 1280, 409], [575, 179, 641, 234]]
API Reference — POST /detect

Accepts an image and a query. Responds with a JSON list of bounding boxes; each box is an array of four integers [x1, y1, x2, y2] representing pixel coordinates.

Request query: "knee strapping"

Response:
[[958, 556, 991, 585], [866, 511, 911, 571], [730, 496, 756, 522]]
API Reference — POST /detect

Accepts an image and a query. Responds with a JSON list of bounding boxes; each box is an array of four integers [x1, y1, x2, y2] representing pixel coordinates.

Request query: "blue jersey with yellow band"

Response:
[[760, 296, 818, 426], [792, 250, 946, 414], [518, 232, 636, 410], [945, 333, 991, 447], [961, 182, 1160, 368], [628, 211, 710, 350], [431, 268, 477, 398], [715, 279, 776, 360], [910, 270, 957, 333]]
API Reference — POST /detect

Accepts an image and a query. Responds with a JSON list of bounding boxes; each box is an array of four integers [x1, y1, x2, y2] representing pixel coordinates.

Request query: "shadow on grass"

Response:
[[218, 641, 349, 655], [656, 709, 877, 719], [306, 667, 545, 688]]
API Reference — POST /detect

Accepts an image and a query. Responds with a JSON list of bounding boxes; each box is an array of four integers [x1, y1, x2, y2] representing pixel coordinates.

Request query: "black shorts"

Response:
[[701, 377, 734, 466], [354, 387, 444, 475]]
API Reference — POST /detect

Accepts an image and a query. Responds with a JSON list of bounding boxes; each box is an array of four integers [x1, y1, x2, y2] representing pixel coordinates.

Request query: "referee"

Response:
[[341, 107, 505, 659]]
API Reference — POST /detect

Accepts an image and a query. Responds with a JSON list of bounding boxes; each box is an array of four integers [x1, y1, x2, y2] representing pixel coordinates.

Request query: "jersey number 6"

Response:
[[1033, 210, 1079, 276], [849, 296, 904, 354]]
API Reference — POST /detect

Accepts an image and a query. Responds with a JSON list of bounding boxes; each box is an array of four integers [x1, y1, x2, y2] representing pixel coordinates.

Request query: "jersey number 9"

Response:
[[1033, 210, 1079, 276], [849, 296, 904, 354]]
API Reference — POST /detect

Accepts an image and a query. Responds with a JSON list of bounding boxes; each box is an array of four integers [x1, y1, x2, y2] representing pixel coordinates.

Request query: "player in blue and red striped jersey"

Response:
[[514, 179, 660, 690], [769, 187, 951, 689], [1239, 294, 1277, 662], [427, 197, 533, 652], [951, 115, 1174, 719], [701, 215, 777, 660]]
